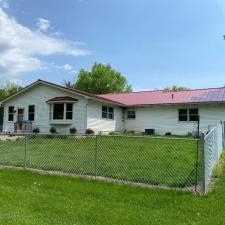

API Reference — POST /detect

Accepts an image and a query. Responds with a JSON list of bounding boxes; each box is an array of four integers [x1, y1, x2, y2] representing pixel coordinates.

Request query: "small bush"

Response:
[[70, 127, 77, 134], [50, 127, 57, 134], [165, 132, 172, 136], [33, 127, 40, 134], [85, 128, 94, 135]]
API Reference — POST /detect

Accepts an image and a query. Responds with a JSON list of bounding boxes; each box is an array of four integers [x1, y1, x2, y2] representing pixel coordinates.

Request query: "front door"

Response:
[[16, 108, 25, 133], [17, 108, 24, 121]]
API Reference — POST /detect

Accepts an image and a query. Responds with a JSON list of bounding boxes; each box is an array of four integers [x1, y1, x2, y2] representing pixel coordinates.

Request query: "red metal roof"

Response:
[[46, 96, 78, 102], [2, 79, 225, 107], [97, 87, 225, 106]]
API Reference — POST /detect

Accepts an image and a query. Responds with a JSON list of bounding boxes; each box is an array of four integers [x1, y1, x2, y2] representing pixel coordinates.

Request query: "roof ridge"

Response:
[[98, 86, 225, 96]]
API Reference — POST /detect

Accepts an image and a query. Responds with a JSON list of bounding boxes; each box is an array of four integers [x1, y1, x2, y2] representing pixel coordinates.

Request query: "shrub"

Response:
[[165, 132, 172, 136], [50, 127, 57, 134], [85, 128, 94, 135], [33, 127, 40, 134], [70, 127, 77, 134]]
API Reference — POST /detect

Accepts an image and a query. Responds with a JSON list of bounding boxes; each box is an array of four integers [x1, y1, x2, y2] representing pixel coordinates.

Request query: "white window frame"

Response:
[[127, 110, 136, 119], [66, 103, 73, 120], [51, 103, 73, 121], [178, 108, 199, 122], [102, 106, 114, 120]]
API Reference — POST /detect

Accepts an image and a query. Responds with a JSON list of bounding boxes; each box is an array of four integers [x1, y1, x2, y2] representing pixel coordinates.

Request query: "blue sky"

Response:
[[0, 0, 225, 90]]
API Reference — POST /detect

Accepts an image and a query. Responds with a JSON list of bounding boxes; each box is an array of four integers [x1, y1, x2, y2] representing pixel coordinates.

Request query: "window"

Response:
[[53, 104, 64, 120], [127, 111, 136, 119], [66, 103, 73, 120], [52, 103, 73, 120], [8, 106, 14, 121], [189, 109, 199, 121], [178, 109, 188, 121], [28, 105, 35, 121], [178, 108, 199, 122], [102, 106, 114, 119]]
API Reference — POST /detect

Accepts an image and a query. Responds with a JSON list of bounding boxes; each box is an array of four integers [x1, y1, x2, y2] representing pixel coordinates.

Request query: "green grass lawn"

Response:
[[0, 158, 224, 225], [0, 135, 199, 188]]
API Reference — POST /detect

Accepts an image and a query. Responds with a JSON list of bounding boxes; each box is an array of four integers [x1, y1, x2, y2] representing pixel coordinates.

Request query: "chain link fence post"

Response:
[[200, 132, 205, 193], [23, 133, 28, 169], [194, 139, 199, 192], [95, 135, 99, 178]]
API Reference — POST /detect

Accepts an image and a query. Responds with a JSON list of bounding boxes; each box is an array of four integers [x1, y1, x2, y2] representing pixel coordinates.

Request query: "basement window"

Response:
[[178, 108, 199, 122]]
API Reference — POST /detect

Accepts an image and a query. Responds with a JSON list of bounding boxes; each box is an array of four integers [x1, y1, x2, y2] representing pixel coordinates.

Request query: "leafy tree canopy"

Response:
[[65, 63, 132, 94], [0, 81, 22, 125], [164, 85, 190, 92]]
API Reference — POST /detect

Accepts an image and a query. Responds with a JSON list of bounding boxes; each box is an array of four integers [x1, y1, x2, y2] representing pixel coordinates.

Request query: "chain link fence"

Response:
[[203, 125, 224, 192], [0, 133, 202, 192], [0, 128, 224, 193]]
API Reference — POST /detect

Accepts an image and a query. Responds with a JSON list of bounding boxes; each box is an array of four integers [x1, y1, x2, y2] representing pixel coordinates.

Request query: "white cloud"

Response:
[[63, 64, 73, 71], [37, 18, 50, 32], [0, 9, 91, 79], [0, 0, 9, 9]]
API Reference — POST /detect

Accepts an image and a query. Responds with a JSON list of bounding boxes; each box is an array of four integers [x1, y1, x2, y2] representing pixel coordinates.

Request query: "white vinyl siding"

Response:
[[87, 101, 123, 133], [3, 83, 87, 134], [124, 104, 225, 136]]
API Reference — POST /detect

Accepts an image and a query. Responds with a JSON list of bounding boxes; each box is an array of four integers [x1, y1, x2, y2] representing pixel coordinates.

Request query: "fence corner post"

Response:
[[200, 132, 206, 194]]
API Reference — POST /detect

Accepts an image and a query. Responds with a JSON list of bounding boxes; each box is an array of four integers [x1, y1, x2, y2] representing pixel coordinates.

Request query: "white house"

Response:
[[1, 79, 225, 135]]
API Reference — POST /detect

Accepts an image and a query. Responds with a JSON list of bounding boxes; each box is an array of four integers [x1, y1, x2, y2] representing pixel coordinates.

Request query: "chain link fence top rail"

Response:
[[203, 125, 223, 192], [0, 133, 201, 192]]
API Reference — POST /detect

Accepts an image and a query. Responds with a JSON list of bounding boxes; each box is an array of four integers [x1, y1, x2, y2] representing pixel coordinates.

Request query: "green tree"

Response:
[[0, 81, 22, 125], [164, 85, 190, 92], [65, 63, 132, 94]]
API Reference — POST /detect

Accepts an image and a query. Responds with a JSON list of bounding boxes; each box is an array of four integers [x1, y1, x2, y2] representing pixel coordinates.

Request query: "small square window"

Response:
[[127, 111, 136, 119]]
